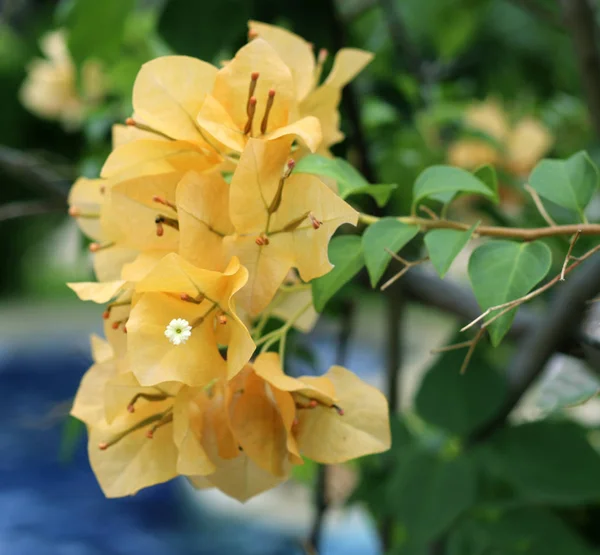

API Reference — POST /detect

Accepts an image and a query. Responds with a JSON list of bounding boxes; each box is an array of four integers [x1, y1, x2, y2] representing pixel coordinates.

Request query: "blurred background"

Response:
[[2, 0, 600, 553]]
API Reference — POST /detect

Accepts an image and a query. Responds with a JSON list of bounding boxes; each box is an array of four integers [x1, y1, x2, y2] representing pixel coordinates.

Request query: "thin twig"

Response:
[[462, 241, 600, 335], [561, 230, 582, 280], [419, 205, 440, 220], [460, 328, 485, 374], [524, 184, 558, 227], [381, 249, 429, 290], [468, 252, 600, 444], [0, 199, 66, 223], [359, 213, 600, 240]]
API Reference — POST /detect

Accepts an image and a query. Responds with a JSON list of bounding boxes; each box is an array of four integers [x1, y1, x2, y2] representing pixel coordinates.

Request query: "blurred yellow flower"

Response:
[[447, 99, 553, 177], [20, 29, 105, 130]]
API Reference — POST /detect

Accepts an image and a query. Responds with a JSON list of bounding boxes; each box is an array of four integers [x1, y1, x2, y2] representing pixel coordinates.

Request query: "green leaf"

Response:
[[486, 421, 600, 504], [448, 508, 595, 555], [67, 0, 136, 66], [468, 240, 552, 346], [529, 151, 599, 220], [424, 222, 478, 278], [415, 347, 507, 437], [413, 165, 498, 209], [362, 218, 419, 287], [311, 236, 364, 312], [293, 154, 397, 207], [387, 450, 476, 546], [473, 164, 499, 202], [59, 415, 84, 463]]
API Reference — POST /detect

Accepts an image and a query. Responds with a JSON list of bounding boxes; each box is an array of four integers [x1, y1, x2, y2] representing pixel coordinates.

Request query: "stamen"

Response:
[[180, 293, 205, 304], [191, 303, 218, 329], [282, 211, 311, 232], [89, 242, 114, 253], [99, 185, 106, 194], [97, 409, 170, 450], [255, 233, 270, 246], [127, 392, 168, 413], [244, 96, 257, 135], [332, 404, 345, 416], [268, 159, 295, 214], [260, 89, 276, 135], [68, 207, 99, 219], [217, 312, 227, 325], [248, 72, 259, 108], [155, 215, 179, 237], [152, 196, 177, 212], [146, 412, 173, 439], [309, 212, 323, 230], [103, 300, 131, 320], [248, 29, 258, 40], [111, 319, 127, 330], [125, 117, 174, 141]]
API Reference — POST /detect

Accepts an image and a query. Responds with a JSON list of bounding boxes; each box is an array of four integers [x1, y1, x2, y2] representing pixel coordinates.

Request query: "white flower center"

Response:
[[164, 318, 192, 346]]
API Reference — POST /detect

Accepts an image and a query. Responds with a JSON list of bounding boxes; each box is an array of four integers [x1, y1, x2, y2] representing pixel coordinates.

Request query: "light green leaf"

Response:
[[294, 154, 397, 207], [529, 151, 599, 220], [67, 0, 136, 66], [413, 165, 498, 209], [415, 347, 507, 437], [424, 222, 478, 278], [486, 421, 600, 505], [362, 218, 419, 287], [468, 240, 552, 346], [537, 366, 600, 414], [312, 236, 364, 312], [388, 450, 476, 546]]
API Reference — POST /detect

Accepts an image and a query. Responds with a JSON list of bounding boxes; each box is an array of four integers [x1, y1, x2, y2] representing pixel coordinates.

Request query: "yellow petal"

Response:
[[68, 177, 104, 241], [299, 86, 343, 149], [121, 250, 167, 282], [89, 401, 177, 498], [213, 39, 295, 133], [173, 387, 216, 476], [103, 303, 130, 358], [177, 170, 234, 271], [269, 173, 359, 281], [90, 334, 114, 364], [266, 115, 321, 153], [506, 117, 553, 176], [323, 48, 373, 89], [248, 21, 316, 101], [71, 359, 118, 426], [196, 95, 247, 152], [127, 292, 227, 387], [270, 288, 318, 333], [112, 123, 162, 148], [101, 140, 220, 180], [133, 253, 254, 380], [253, 353, 336, 406], [132, 56, 217, 143], [93, 246, 139, 283], [228, 370, 288, 476], [67, 280, 126, 303], [296, 366, 390, 464], [229, 136, 294, 233], [269, 385, 302, 465]]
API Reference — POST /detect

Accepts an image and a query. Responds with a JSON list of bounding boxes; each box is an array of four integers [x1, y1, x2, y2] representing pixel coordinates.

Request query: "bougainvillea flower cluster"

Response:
[[67, 21, 390, 501]]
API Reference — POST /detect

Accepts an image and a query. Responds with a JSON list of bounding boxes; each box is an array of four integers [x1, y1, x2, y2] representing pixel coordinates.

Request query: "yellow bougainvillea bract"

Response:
[[67, 21, 390, 502]]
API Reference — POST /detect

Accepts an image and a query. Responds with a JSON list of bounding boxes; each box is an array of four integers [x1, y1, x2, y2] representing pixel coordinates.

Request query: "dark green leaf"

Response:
[[388, 450, 476, 546], [294, 154, 397, 207], [413, 165, 497, 209], [448, 508, 595, 555], [529, 151, 599, 220], [362, 218, 419, 287], [487, 421, 600, 504], [311, 235, 364, 312], [415, 348, 507, 437], [67, 0, 136, 66], [424, 222, 478, 278], [468, 240, 552, 346]]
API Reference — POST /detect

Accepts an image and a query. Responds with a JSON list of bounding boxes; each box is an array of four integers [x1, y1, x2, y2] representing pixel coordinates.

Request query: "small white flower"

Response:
[[164, 318, 192, 346]]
